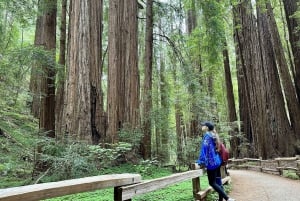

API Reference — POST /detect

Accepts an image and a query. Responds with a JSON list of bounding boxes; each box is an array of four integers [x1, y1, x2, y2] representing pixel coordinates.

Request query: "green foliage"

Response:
[[0, 107, 38, 188], [283, 170, 300, 180], [34, 140, 141, 182], [118, 125, 143, 149], [133, 159, 160, 177]]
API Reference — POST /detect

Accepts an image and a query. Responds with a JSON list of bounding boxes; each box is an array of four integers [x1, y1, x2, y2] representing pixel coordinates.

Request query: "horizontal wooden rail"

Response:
[[115, 169, 203, 201], [0, 173, 141, 201], [229, 156, 300, 177]]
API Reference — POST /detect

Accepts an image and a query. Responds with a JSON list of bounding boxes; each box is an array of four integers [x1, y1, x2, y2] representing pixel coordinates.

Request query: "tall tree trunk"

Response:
[[107, 0, 139, 143], [282, 0, 300, 102], [257, 4, 292, 156], [223, 41, 239, 157], [55, 0, 67, 139], [141, 0, 153, 159], [62, 0, 102, 143], [160, 50, 169, 162], [39, 0, 57, 138], [107, 0, 122, 143], [124, 0, 140, 129], [186, 0, 198, 138], [266, 2, 300, 138], [30, 0, 43, 118], [89, 0, 103, 144], [233, 0, 269, 158]]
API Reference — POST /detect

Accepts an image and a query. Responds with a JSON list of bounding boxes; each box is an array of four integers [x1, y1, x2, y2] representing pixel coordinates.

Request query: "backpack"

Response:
[[219, 143, 229, 165]]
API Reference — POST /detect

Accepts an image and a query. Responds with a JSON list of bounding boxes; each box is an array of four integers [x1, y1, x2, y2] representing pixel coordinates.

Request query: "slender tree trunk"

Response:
[[55, 0, 67, 140], [141, 0, 153, 159], [107, 0, 122, 143], [223, 41, 239, 157], [160, 49, 169, 162], [186, 0, 198, 138], [39, 0, 57, 138], [124, 0, 140, 128], [89, 0, 103, 144], [30, 0, 43, 118]]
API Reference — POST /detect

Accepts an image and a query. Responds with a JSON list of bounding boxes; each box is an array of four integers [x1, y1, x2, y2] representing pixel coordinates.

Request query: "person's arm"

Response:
[[197, 134, 208, 167]]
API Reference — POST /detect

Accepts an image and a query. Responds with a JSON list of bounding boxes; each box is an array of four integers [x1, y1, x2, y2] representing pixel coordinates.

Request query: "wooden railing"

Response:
[[229, 155, 300, 177], [0, 164, 231, 201], [115, 164, 230, 201], [0, 174, 141, 201]]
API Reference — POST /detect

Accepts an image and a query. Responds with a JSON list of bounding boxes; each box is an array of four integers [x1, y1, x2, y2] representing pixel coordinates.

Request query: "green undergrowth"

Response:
[[0, 107, 38, 188], [283, 170, 300, 180]]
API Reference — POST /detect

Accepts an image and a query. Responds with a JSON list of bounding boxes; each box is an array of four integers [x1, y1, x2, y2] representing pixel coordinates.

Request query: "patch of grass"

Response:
[[283, 170, 300, 180]]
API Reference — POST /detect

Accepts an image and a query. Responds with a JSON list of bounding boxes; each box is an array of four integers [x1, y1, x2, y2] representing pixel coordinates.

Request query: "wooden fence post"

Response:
[[191, 163, 201, 200]]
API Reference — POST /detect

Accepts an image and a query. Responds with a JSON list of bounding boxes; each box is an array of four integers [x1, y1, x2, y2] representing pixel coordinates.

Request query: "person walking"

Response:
[[197, 121, 235, 201]]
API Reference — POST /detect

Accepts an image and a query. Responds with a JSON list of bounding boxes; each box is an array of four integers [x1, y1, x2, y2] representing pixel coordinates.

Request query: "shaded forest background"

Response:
[[1, 0, 300, 183]]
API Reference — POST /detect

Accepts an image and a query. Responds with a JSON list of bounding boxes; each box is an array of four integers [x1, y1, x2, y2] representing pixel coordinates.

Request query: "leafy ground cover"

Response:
[[0, 107, 38, 188]]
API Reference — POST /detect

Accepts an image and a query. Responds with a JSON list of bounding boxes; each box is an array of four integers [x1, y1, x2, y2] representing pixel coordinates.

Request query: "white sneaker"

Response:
[[228, 198, 235, 201]]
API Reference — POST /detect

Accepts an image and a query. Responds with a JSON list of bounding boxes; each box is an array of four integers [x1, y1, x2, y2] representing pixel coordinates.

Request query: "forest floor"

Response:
[[228, 169, 300, 201]]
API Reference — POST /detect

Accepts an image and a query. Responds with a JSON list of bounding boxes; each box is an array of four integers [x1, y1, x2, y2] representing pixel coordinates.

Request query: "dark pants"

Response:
[[207, 166, 228, 201]]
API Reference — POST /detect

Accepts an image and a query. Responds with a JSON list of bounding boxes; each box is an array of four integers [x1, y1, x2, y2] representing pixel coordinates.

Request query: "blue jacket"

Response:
[[197, 132, 221, 170]]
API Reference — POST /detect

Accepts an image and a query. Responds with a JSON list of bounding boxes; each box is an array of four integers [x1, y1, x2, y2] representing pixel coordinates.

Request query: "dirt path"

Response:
[[228, 170, 300, 201]]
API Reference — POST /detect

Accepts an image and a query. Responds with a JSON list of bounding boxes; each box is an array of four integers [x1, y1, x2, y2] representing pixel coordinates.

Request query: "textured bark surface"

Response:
[[141, 0, 153, 159], [257, 5, 292, 156], [62, 0, 102, 143], [39, 0, 57, 138], [30, 2, 43, 118], [282, 0, 300, 102], [233, 1, 269, 158], [124, 0, 140, 129], [233, 0, 299, 157], [55, 0, 67, 139], [223, 41, 238, 158], [265, 2, 300, 137], [107, 0, 139, 143]]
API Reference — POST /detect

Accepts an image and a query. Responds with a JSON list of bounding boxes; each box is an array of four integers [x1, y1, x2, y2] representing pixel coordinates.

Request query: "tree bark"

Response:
[[39, 0, 57, 138], [55, 0, 67, 139], [107, 0, 140, 143], [141, 0, 153, 159], [223, 41, 239, 157], [282, 0, 300, 102], [233, 0, 269, 158], [265, 2, 300, 137], [124, 0, 140, 129], [30, 0, 43, 118], [257, 4, 292, 156], [62, 0, 103, 143]]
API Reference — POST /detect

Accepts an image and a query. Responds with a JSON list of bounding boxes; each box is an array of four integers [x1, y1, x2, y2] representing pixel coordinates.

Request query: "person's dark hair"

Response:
[[200, 121, 214, 131]]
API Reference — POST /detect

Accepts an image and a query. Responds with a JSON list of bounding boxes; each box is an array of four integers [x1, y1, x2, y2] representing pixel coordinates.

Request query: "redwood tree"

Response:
[[39, 0, 57, 138], [107, 0, 140, 143], [141, 0, 154, 159], [62, 0, 103, 143], [282, 0, 300, 102]]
